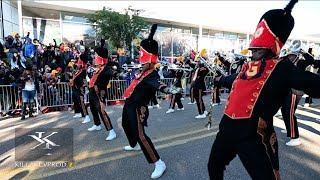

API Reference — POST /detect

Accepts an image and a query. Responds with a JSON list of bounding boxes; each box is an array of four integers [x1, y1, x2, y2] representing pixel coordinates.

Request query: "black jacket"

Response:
[[125, 70, 167, 107], [191, 66, 209, 90], [217, 58, 320, 141], [90, 65, 113, 92], [73, 69, 86, 89]]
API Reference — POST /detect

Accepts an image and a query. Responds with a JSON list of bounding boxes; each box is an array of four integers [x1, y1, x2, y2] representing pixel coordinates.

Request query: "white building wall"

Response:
[[1, 0, 19, 40]]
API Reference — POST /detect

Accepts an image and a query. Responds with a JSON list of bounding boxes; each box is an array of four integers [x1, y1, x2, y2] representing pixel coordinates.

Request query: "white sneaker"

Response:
[[188, 102, 196, 105], [88, 125, 102, 131], [204, 111, 208, 115], [154, 104, 161, 109], [68, 107, 73, 111], [177, 108, 184, 111], [286, 138, 301, 146], [123, 144, 141, 151], [106, 129, 117, 141], [166, 109, 175, 114], [181, 98, 185, 101], [73, 113, 82, 118], [281, 129, 287, 134], [82, 115, 91, 123], [304, 103, 310, 107], [195, 114, 206, 119], [275, 110, 282, 116], [148, 106, 154, 109], [151, 159, 166, 179]]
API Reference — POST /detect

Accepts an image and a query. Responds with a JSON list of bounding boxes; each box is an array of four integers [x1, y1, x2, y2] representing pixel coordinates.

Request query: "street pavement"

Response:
[[0, 94, 320, 180]]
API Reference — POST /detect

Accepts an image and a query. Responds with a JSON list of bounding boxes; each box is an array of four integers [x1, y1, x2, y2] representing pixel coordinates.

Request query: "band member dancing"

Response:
[[166, 69, 184, 113], [87, 39, 116, 141], [208, 1, 320, 179], [280, 41, 318, 146], [122, 24, 180, 179], [191, 49, 209, 119], [71, 54, 91, 124], [186, 52, 196, 105]]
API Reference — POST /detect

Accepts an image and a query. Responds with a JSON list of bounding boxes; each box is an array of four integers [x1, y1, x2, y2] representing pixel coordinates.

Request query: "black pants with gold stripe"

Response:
[[193, 88, 206, 115], [281, 92, 301, 139], [189, 86, 195, 103], [122, 104, 160, 163], [169, 93, 183, 109], [89, 89, 113, 131], [73, 88, 88, 117], [208, 118, 279, 180]]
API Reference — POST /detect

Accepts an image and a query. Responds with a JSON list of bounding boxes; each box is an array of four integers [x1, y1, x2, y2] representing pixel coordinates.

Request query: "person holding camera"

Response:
[[20, 63, 39, 120]]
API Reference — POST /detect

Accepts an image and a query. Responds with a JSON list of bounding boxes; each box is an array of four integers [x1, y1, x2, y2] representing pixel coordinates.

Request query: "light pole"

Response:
[[127, 6, 144, 61]]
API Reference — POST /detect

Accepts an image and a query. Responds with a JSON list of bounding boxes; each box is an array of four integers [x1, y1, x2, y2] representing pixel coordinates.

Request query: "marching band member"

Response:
[[87, 39, 116, 141], [186, 52, 197, 105], [166, 69, 184, 113], [208, 1, 320, 179], [280, 41, 318, 146], [122, 24, 181, 179], [70, 54, 91, 123], [191, 49, 209, 119]]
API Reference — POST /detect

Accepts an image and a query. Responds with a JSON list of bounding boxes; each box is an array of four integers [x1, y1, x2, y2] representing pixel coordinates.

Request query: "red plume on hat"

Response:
[[139, 24, 158, 64], [94, 39, 108, 65], [249, 0, 298, 55]]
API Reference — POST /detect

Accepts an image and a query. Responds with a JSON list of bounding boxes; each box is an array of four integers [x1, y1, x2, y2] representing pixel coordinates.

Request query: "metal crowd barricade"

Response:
[[0, 76, 217, 115], [106, 80, 129, 102], [157, 78, 175, 98], [0, 85, 21, 115], [39, 82, 73, 108]]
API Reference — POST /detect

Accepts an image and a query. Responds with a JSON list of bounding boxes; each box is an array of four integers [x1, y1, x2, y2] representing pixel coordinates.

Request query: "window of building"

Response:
[[22, 17, 61, 44], [62, 22, 96, 46]]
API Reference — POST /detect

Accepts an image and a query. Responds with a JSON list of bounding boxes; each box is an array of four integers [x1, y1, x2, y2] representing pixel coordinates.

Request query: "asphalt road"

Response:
[[0, 95, 320, 180]]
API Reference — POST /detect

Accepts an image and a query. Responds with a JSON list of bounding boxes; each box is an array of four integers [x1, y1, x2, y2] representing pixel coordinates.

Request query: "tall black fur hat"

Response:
[[249, 0, 298, 55], [140, 24, 158, 55]]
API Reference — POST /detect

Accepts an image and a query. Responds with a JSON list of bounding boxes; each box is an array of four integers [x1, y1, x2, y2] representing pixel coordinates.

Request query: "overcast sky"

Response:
[[39, 1, 320, 41]]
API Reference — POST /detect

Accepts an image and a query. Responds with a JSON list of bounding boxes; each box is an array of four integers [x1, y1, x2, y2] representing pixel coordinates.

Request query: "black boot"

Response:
[[29, 102, 34, 117], [21, 103, 27, 120]]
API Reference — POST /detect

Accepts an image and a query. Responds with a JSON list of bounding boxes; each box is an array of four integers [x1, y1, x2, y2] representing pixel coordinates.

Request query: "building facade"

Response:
[[1, 1, 319, 59]]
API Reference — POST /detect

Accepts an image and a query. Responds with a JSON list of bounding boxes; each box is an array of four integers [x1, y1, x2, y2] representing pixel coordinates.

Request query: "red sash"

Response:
[[224, 59, 279, 119], [89, 67, 104, 88], [123, 69, 154, 99]]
